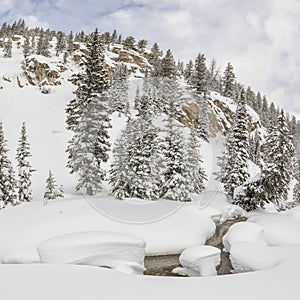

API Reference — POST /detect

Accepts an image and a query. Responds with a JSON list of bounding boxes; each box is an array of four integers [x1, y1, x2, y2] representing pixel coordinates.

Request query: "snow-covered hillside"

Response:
[[0, 36, 264, 201]]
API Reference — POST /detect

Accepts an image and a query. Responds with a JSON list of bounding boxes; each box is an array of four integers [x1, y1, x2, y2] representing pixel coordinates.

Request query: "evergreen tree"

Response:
[[207, 58, 221, 92], [260, 95, 269, 127], [123, 36, 136, 50], [187, 127, 206, 193], [222, 62, 236, 99], [190, 53, 208, 96], [137, 39, 148, 52], [55, 31, 66, 56], [67, 31, 74, 54], [248, 128, 261, 165], [160, 113, 192, 201], [23, 34, 31, 58], [220, 89, 250, 198], [66, 28, 111, 195], [4, 38, 12, 58], [134, 85, 141, 112], [149, 42, 161, 85], [184, 60, 194, 83], [36, 30, 50, 57], [125, 117, 161, 200], [0, 123, 17, 208], [160, 49, 177, 79], [16, 123, 34, 203], [260, 110, 295, 210], [44, 170, 62, 202], [108, 129, 129, 199], [246, 87, 256, 111], [109, 63, 129, 116]]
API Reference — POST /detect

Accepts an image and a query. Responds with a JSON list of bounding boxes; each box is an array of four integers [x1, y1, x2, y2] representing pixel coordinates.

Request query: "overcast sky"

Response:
[[1, 0, 300, 117]]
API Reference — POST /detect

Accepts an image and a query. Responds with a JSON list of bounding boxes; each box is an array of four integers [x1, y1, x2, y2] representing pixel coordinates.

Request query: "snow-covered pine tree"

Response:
[[222, 62, 236, 99], [4, 38, 12, 58], [260, 95, 269, 127], [207, 58, 221, 92], [67, 31, 74, 54], [220, 89, 250, 198], [16, 123, 34, 203], [149, 42, 161, 87], [43, 170, 57, 204], [248, 128, 261, 165], [190, 53, 208, 96], [0, 123, 17, 208], [109, 63, 130, 116], [187, 126, 207, 193], [66, 28, 111, 195], [55, 31, 66, 56], [184, 60, 194, 83], [160, 113, 192, 201], [108, 128, 129, 199], [23, 34, 31, 58], [160, 49, 177, 79], [134, 85, 141, 112], [260, 110, 295, 210], [36, 29, 50, 57], [292, 158, 300, 206], [125, 117, 161, 200]]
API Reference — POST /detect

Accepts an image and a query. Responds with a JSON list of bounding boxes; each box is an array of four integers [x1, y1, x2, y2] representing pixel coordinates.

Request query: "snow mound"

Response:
[[230, 242, 281, 272], [223, 221, 267, 252], [179, 245, 221, 276], [248, 214, 300, 245], [37, 231, 146, 268]]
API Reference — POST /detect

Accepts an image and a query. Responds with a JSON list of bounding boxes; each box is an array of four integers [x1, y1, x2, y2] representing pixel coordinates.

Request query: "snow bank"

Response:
[[0, 262, 300, 300], [248, 214, 300, 245], [179, 245, 220, 276], [223, 221, 267, 252], [225, 214, 300, 273], [37, 231, 146, 268], [0, 197, 215, 262]]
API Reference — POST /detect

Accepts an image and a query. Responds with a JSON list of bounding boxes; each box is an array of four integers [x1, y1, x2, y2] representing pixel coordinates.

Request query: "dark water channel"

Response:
[[144, 217, 247, 277]]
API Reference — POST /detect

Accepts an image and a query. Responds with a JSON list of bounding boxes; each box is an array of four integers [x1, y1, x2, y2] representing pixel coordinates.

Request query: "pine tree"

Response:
[[184, 60, 194, 83], [248, 129, 261, 165], [160, 113, 192, 201], [66, 28, 111, 195], [187, 127, 206, 193], [43, 170, 60, 203], [260, 110, 295, 210], [4, 38, 12, 58], [190, 53, 208, 96], [207, 58, 221, 92], [126, 117, 161, 200], [123, 36, 136, 50], [149, 42, 161, 85], [160, 49, 177, 79], [109, 129, 129, 199], [260, 96, 269, 127], [67, 31, 74, 54], [220, 89, 250, 198], [55, 31, 66, 56], [0, 123, 17, 208], [16, 123, 34, 203], [222, 62, 236, 99], [194, 93, 209, 142], [23, 34, 31, 58], [36, 30, 50, 57], [109, 63, 129, 116]]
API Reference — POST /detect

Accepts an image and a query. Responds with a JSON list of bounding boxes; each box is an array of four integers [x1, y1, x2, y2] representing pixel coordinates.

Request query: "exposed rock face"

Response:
[[112, 47, 151, 73], [24, 57, 62, 87]]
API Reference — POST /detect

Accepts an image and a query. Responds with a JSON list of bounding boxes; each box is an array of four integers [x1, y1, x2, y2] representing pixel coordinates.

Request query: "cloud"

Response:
[[1, 0, 300, 115]]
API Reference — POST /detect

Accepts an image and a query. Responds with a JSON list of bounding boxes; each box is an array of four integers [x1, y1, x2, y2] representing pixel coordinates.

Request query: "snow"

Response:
[[1, 261, 300, 300], [37, 231, 146, 269], [223, 222, 267, 252], [248, 214, 300, 245], [179, 245, 221, 276], [0, 196, 216, 262], [224, 214, 300, 274]]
